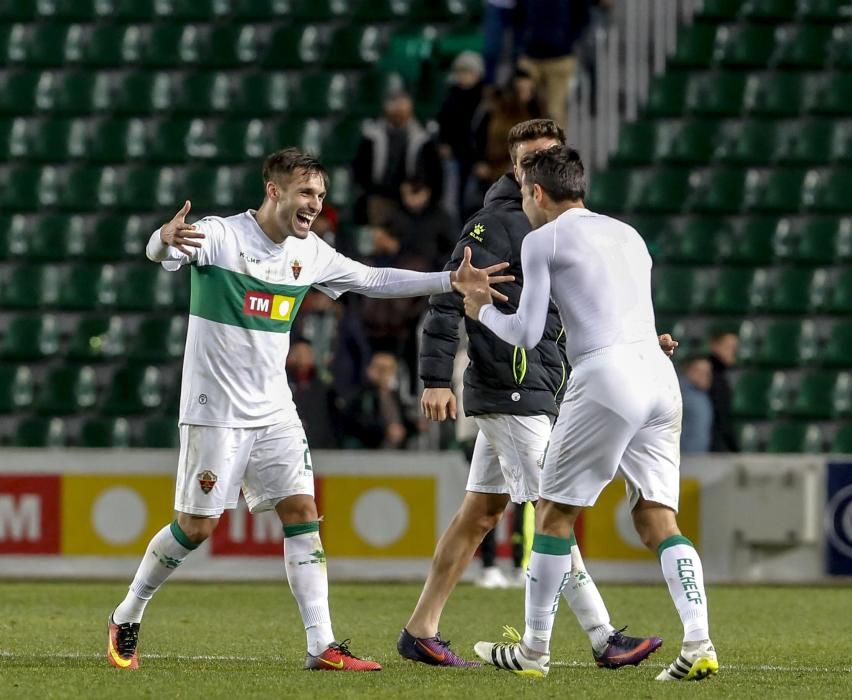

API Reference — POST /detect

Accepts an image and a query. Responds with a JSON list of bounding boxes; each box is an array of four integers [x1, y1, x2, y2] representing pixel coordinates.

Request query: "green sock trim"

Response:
[[532, 533, 571, 556], [283, 521, 320, 538], [170, 520, 198, 550], [567, 532, 577, 548], [657, 534, 693, 559]]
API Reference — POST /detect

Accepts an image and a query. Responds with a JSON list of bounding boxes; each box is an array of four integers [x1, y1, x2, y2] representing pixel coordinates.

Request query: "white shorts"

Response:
[[466, 414, 552, 504], [540, 340, 682, 512], [174, 421, 314, 517]]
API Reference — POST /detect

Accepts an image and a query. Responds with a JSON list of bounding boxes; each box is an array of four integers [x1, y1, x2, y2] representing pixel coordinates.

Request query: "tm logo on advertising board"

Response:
[[826, 463, 852, 576]]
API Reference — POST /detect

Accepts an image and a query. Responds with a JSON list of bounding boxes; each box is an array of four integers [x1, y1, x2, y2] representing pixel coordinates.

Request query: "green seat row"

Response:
[[612, 118, 852, 166], [0, 115, 364, 164], [0, 314, 186, 362], [587, 166, 852, 215], [736, 319, 852, 367], [0, 69, 397, 117], [739, 421, 852, 453], [8, 414, 179, 448], [653, 265, 852, 315], [731, 369, 851, 419], [671, 22, 852, 69], [698, 0, 850, 22], [645, 71, 852, 118]]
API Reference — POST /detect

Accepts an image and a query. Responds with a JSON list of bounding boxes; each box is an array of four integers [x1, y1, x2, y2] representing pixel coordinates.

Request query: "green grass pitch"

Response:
[[1, 581, 850, 698]]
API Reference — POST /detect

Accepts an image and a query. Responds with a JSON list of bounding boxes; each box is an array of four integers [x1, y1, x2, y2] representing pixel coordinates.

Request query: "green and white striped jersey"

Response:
[[147, 210, 451, 428]]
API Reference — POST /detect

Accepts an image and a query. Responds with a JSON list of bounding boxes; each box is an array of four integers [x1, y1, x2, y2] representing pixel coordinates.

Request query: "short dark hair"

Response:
[[507, 119, 566, 164], [519, 145, 585, 202], [262, 147, 329, 191]]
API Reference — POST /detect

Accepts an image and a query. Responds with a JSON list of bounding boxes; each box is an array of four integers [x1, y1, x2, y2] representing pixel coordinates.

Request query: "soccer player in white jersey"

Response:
[[454, 145, 719, 681], [106, 148, 513, 672]]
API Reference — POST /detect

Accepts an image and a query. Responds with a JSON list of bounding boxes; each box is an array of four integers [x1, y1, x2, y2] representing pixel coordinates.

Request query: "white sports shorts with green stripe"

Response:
[[174, 421, 314, 516]]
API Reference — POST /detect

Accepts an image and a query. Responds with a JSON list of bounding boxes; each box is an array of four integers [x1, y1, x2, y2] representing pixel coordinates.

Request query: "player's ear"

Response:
[[265, 180, 278, 201], [533, 183, 544, 205]]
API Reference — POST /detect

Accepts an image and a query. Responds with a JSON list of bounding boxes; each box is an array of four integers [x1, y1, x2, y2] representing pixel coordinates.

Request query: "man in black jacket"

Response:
[[397, 119, 675, 668]]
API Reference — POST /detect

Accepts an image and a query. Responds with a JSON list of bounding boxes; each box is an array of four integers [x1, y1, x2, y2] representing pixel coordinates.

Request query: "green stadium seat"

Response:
[[832, 424, 852, 452], [761, 268, 815, 314], [0, 0, 38, 18], [327, 165, 353, 210], [348, 71, 402, 117], [128, 25, 204, 68], [802, 168, 852, 212], [129, 315, 187, 362], [743, 168, 807, 212], [766, 422, 824, 453], [644, 73, 688, 117], [35, 70, 100, 114], [737, 422, 763, 451], [288, 71, 346, 117], [115, 265, 175, 310], [232, 166, 263, 205], [108, 71, 174, 114], [625, 215, 666, 250], [821, 321, 852, 367], [834, 372, 852, 418], [106, 166, 183, 211], [13, 416, 67, 447], [231, 72, 293, 115], [798, 0, 852, 22], [658, 217, 723, 263], [716, 216, 777, 264], [0, 166, 50, 210], [0, 264, 61, 309], [826, 268, 852, 313], [183, 166, 237, 211], [230, 0, 291, 20], [687, 168, 747, 213], [774, 25, 832, 68], [102, 365, 163, 414], [773, 120, 833, 164], [0, 365, 34, 413], [788, 370, 841, 418], [78, 24, 128, 67], [58, 264, 117, 310], [146, 119, 195, 163], [636, 168, 691, 213], [611, 120, 656, 165], [79, 416, 131, 448], [698, 0, 741, 19], [262, 25, 326, 69], [52, 165, 105, 211], [19, 117, 74, 162], [27, 214, 88, 260], [172, 72, 234, 115], [805, 73, 852, 115], [653, 267, 698, 314], [409, 0, 475, 21], [744, 72, 804, 116], [585, 169, 633, 213], [741, 0, 797, 20], [669, 23, 717, 68], [325, 25, 385, 69], [836, 218, 852, 262], [200, 25, 264, 68], [67, 314, 127, 362], [732, 369, 789, 418], [153, 0, 228, 19], [715, 25, 776, 68], [756, 319, 818, 367], [139, 416, 181, 448], [827, 25, 852, 68], [83, 118, 147, 162], [703, 267, 765, 314], [830, 120, 852, 164], [0, 314, 60, 360], [319, 118, 364, 165], [266, 119, 323, 158], [205, 119, 266, 162], [289, 0, 350, 20], [774, 216, 840, 264], [36, 365, 98, 415], [686, 72, 746, 116], [656, 119, 719, 164], [37, 0, 100, 20], [0, 71, 40, 114], [5, 23, 75, 67], [713, 119, 777, 165], [83, 214, 150, 260]]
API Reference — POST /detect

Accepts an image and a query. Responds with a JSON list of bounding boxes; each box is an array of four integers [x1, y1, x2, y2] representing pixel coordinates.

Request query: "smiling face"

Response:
[[265, 170, 326, 239]]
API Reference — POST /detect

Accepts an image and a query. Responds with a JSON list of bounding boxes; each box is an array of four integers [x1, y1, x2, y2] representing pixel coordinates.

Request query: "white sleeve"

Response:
[[145, 218, 226, 271], [478, 228, 552, 349], [313, 249, 452, 299]]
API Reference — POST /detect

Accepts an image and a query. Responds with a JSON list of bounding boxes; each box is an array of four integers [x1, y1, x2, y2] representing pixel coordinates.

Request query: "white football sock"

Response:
[[283, 522, 335, 655], [658, 535, 710, 643], [522, 534, 572, 655], [113, 521, 196, 624], [561, 541, 614, 654]]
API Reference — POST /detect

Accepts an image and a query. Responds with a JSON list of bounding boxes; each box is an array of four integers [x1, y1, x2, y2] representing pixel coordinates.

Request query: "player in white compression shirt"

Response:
[[454, 146, 719, 682], [107, 148, 512, 673]]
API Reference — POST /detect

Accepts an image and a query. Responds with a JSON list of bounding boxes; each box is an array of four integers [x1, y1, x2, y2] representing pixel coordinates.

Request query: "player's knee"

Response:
[[176, 514, 219, 545]]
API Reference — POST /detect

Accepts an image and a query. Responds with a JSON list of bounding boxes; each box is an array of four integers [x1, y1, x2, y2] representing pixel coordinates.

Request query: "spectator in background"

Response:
[[389, 177, 456, 268], [483, 0, 522, 85], [679, 355, 714, 454], [437, 51, 486, 222], [467, 69, 543, 215], [342, 352, 417, 449], [286, 340, 339, 449], [352, 87, 443, 225], [707, 329, 740, 452], [518, 0, 593, 129]]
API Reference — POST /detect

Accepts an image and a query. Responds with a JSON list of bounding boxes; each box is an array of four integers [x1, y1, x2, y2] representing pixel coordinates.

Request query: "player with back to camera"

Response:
[[106, 148, 513, 672], [455, 145, 718, 681], [398, 119, 675, 669]]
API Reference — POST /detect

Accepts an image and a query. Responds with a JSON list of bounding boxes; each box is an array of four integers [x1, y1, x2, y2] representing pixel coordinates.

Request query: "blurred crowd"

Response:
[[293, 1, 615, 450]]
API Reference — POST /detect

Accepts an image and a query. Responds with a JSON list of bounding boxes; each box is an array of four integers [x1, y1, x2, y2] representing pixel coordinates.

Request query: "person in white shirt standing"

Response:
[[453, 145, 718, 682], [106, 148, 512, 672]]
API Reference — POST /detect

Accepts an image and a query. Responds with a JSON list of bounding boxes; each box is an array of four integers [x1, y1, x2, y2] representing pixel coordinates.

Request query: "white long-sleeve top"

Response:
[[478, 207, 658, 366], [148, 209, 451, 427]]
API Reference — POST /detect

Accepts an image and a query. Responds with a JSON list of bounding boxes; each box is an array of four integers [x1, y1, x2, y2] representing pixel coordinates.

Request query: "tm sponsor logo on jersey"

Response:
[[243, 291, 297, 321]]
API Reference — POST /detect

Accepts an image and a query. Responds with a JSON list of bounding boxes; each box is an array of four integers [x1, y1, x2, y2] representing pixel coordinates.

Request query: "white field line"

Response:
[[0, 651, 850, 673]]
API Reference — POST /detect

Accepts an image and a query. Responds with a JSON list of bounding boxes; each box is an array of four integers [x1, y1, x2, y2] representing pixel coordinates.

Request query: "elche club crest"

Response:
[[291, 259, 302, 279], [198, 470, 218, 494]]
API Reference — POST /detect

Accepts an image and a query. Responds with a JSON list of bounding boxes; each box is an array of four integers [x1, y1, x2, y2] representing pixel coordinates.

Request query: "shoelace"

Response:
[[606, 625, 629, 645], [329, 639, 356, 657], [116, 624, 139, 655], [501, 625, 522, 645], [431, 634, 455, 651]]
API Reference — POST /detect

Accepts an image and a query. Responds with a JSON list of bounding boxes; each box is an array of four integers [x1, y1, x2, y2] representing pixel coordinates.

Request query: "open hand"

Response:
[[450, 246, 514, 302], [160, 200, 205, 256]]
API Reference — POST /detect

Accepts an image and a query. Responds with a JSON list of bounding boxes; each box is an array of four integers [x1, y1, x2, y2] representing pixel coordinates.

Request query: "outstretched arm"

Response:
[[458, 233, 552, 350]]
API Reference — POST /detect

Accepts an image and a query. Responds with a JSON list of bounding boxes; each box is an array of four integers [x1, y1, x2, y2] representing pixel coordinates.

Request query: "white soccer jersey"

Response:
[[147, 209, 451, 427], [478, 208, 658, 364]]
